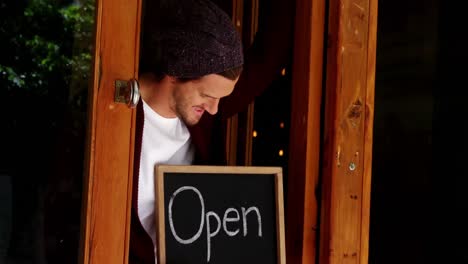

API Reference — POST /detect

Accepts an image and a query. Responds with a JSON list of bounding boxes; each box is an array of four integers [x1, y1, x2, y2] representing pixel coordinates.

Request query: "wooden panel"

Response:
[[225, 115, 239, 165], [319, 0, 377, 262], [240, 0, 258, 166], [79, 0, 142, 263], [285, 0, 326, 262], [360, 0, 378, 262], [243, 102, 255, 165], [235, 0, 258, 166], [225, 0, 244, 165]]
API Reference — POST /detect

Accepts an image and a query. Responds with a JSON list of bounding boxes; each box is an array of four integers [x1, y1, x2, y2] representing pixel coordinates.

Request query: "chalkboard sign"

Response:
[[154, 165, 285, 264]]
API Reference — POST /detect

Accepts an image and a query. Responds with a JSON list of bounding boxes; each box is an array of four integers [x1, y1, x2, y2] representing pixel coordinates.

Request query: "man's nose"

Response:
[[204, 99, 219, 115]]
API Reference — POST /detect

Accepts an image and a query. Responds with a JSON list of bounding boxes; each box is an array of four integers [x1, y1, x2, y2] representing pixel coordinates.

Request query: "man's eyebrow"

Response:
[[201, 92, 219, 99]]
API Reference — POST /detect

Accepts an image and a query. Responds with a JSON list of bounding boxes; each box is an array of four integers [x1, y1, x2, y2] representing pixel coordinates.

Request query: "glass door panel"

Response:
[[0, 0, 95, 263]]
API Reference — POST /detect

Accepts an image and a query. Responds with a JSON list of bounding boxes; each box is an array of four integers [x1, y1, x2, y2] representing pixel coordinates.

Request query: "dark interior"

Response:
[[369, 0, 467, 263]]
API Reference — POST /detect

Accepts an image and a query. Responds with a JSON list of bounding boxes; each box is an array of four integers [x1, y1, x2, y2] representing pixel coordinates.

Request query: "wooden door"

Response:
[[80, 0, 142, 263]]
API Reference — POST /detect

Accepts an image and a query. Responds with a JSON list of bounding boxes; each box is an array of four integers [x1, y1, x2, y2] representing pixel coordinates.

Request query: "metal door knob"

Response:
[[114, 78, 140, 108]]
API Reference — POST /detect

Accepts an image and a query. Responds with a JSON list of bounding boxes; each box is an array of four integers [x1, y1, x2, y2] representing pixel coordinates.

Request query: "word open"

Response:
[[168, 186, 263, 262]]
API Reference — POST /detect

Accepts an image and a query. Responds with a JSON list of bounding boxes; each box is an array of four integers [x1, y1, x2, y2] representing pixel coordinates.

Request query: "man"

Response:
[[130, 0, 243, 263]]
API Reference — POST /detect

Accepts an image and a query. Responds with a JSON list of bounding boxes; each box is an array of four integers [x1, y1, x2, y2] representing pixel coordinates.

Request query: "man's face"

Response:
[[170, 74, 238, 126]]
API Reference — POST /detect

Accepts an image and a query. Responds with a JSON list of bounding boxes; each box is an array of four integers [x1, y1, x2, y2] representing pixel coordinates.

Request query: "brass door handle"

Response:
[[114, 78, 140, 108]]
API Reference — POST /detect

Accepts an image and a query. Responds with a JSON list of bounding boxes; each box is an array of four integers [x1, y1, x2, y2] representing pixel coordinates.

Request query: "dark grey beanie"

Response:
[[141, 0, 243, 79]]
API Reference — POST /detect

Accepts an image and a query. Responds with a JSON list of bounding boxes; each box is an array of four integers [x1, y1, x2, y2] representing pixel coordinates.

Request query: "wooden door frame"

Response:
[[286, 0, 326, 262], [79, 0, 143, 263], [319, 0, 378, 263], [287, 0, 377, 263], [75, 0, 378, 262]]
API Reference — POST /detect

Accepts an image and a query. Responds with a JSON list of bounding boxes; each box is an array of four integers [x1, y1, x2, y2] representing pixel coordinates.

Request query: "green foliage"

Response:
[[0, 0, 95, 108]]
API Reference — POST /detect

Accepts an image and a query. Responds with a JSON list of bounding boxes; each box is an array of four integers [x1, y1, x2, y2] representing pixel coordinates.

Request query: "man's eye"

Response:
[[201, 93, 218, 100]]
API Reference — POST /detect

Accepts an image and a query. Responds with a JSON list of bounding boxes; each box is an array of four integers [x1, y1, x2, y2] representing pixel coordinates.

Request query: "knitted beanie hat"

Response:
[[141, 0, 244, 79]]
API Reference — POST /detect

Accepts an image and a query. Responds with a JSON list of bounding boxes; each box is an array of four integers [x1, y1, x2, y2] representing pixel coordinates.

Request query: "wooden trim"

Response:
[[249, 0, 259, 44], [156, 165, 282, 174], [79, 0, 142, 262], [286, 0, 326, 262], [241, 0, 259, 166], [125, 0, 143, 262], [156, 169, 166, 264], [232, 0, 244, 33], [154, 165, 285, 263], [225, 0, 260, 166], [275, 170, 286, 264], [319, 0, 377, 262], [78, 0, 103, 261], [360, 0, 378, 262], [244, 102, 255, 165], [225, 115, 239, 165], [225, 0, 244, 165]]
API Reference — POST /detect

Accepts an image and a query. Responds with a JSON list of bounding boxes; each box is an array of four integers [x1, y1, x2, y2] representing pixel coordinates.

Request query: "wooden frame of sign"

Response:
[[155, 165, 286, 264]]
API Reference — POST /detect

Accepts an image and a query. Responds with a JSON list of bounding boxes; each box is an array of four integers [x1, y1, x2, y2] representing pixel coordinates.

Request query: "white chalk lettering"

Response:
[[168, 186, 263, 262], [223, 208, 240, 236], [168, 186, 205, 244], [206, 211, 221, 262], [242, 206, 262, 237]]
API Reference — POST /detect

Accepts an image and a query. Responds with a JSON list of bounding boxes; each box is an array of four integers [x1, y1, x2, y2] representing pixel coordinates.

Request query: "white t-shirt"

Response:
[[138, 99, 194, 259]]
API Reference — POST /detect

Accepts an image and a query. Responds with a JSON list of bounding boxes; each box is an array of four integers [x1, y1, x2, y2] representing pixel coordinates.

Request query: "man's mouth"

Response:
[[193, 106, 205, 117]]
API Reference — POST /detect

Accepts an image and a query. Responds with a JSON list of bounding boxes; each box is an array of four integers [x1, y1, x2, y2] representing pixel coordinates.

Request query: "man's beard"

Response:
[[172, 86, 201, 126], [175, 102, 201, 127]]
